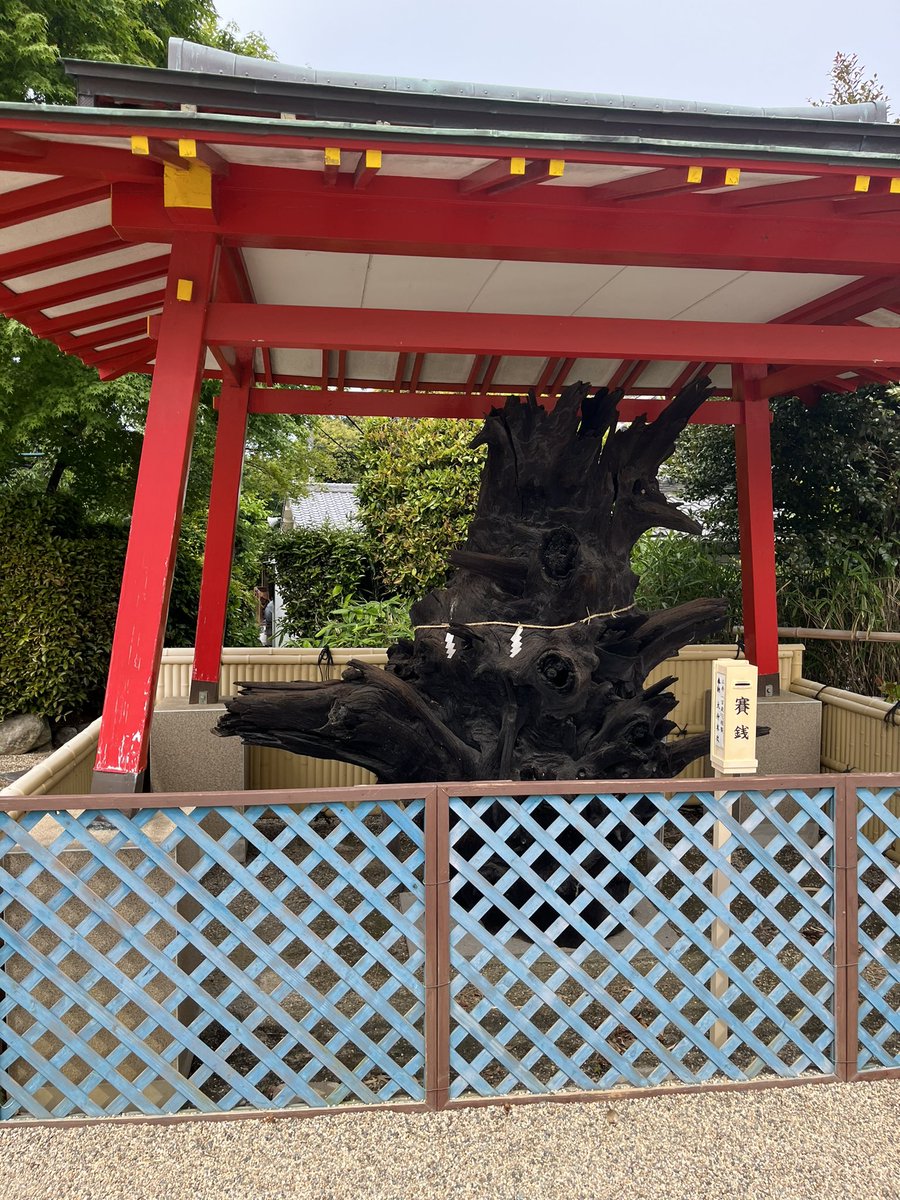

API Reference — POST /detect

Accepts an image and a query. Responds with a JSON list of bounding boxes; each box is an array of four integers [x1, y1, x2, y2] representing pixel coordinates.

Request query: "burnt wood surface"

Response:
[[216, 378, 728, 783]]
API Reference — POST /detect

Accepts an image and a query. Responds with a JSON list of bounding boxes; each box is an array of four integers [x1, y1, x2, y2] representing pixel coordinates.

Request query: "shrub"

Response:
[[305, 593, 413, 648], [632, 532, 742, 638], [0, 488, 126, 722], [354, 418, 484, 594], [271, 524, 379, 641]]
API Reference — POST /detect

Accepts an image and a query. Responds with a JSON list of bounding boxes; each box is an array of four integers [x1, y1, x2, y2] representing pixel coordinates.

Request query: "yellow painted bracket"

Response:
[[687, 165, 704, 184], [131, 135, 150, 156], [324, 146, 342, 167], [510, 157, 526, 176], [548, 159, 565, 178], [163, 160, 213, 210], [724, 167, 741, 186], [855, 175, 871, 192], [176, 278, 194, 302]]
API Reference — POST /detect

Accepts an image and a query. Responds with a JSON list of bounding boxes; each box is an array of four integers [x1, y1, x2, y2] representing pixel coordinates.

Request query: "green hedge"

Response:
[[270, 523, 379, 642], [0, 489, 126, 722]]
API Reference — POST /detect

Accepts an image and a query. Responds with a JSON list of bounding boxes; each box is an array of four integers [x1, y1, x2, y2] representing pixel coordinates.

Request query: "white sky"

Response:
[[213, 0, 900, 111]]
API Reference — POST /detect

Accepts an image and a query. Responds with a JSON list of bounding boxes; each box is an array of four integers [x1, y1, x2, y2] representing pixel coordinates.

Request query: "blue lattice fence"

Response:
[[447, 786, 836, 1099], [856, 785, 900, 1073], [0, 799, 426, 1119]]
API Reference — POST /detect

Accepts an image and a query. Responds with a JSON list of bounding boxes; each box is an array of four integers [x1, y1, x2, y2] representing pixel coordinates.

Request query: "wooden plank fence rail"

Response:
[[0, 773, 897, 1125]]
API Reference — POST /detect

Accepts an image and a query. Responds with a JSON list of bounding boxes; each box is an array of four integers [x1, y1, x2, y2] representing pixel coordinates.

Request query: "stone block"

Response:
[[149, 701, 246, 794], [756, 692, 822, 777]]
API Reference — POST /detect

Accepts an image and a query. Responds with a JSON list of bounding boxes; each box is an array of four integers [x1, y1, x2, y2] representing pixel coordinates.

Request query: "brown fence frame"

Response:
[[1, 771, 899, 1128]]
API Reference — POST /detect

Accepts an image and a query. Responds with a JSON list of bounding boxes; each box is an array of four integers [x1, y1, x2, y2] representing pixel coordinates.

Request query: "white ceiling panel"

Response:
[[6, 242, 168, 293], [0, 172, 58, 195], [378, 154, 484, 179], [635, 361, 691, 388], [702, 171, 813, 194], [857, 307, 900, 328], [243, 248, 369, 307], [562, 359, 621, 386], [0, 198, 110, 257], [218, 145, 323, 169], [44, 276, 163, 319], [73, 306, 163, 338], [469, 261, 624, 315], [269, 348, 323, 377], [543, 164, 656, 188], [361, 255, 497, 311], [574, 266, 745, 320], [674, 271, 859, 323], [418, 353, 477, 384], [28, 133, 130, 149], [94, 333, 147, 352], [345, 351, 397, 381], [709, 364, 733, 386], [492, 356, 545, 386]]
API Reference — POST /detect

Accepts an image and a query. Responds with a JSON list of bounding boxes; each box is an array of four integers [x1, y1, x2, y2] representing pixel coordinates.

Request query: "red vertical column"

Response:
[[734, 363, 781, 695], [189, 371, 252, 703], [92, 234, 220, 792]]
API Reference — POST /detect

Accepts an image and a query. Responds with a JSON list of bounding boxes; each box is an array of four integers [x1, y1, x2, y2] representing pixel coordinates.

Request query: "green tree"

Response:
[[667, 387, 900, 693], [354, 417, 484, 594], [0, 0, 273, 105], [812, 51, 891, 113]]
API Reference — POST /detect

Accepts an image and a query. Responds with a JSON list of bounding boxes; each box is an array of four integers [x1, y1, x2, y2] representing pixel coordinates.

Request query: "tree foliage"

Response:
[[0, 489, 127, 722], [812, 51, 891, 113], [0, 0, 273, 104], [668, 387, 900, 693], [270, 524, 380, 643], [354, 418, 484, 594]]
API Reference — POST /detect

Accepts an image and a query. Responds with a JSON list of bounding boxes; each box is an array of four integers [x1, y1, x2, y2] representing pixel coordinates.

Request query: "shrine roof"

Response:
[[1, 41, 900, 412]]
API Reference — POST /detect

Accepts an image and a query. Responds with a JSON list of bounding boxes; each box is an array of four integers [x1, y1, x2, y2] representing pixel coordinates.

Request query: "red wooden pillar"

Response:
[[189, 370, 252, 703], [92, 234, 220, 792], [734, 363, 781, 695]]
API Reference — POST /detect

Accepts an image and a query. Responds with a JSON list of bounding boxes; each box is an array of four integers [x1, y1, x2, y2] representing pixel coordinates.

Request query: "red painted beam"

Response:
[[1, 255, 169, 320], [93, 234, 219, 787], [193, 303, 900, 369], [775, 276, 900, 326], [191, 371, 252, 701], [33, 291, 165, 340], [0, 134, 159, 182], [758, 363, 842, 400], [734, 366, 780, 686], [0, 179, 109, 230], [484, 160, 564, 195], [716, 174, 868, 209], [0, 227, 122, 282], [111, 178, 900, 275], [587, 167, 700, 204], [246, 387, 742, 423]]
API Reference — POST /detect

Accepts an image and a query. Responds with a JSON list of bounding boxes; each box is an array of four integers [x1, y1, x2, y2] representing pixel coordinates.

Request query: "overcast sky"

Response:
[[213, 0, 900, 111]]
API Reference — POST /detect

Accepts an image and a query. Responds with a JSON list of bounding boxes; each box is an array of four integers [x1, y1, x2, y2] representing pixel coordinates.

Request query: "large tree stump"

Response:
[[217, 378, 726, 782], [217, 379, 729, 944]]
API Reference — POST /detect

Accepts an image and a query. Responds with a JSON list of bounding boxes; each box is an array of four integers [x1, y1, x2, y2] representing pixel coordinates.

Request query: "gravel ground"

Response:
[[0, 1079, 898, 1200], [0, 750, 51, 785]]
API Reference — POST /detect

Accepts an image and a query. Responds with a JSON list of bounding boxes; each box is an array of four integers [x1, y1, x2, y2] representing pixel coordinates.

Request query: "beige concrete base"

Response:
[[756, 692, 822, 777], [149, 701, 246, 794]]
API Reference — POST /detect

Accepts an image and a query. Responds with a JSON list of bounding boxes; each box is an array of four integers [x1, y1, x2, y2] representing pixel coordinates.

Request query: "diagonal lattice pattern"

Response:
[[856, 787, 900, 1072], [447, 788, 835, 1098], [0, 801, 425, 1118]]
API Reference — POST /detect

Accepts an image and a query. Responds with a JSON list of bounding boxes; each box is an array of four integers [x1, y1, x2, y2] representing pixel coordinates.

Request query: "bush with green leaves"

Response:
[[0, 487, 127, 722], [354, 418, 484, 594], [668, 386, 900, 694], [632, 532, 742, 639], [270, 524, 380, 642], [306, 593, 413, 648]]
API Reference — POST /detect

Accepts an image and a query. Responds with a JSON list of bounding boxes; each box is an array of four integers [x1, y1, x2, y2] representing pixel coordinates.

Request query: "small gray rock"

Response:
[[53, 725, 79, 748], [0, 713, 51, 755]]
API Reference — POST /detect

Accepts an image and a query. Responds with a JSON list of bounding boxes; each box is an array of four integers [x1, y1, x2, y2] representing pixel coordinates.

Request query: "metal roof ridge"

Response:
[[166, 37, 889, 125]]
